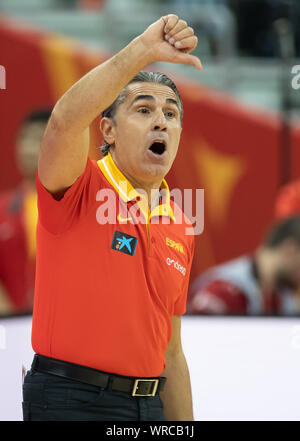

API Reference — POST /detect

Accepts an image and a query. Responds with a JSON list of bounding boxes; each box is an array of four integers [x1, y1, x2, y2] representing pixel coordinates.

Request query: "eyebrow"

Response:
[[129, 94, 179, 110]]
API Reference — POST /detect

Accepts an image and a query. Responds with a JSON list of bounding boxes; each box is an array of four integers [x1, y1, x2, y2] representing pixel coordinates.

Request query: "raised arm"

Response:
[[38, 14, 201, 195]]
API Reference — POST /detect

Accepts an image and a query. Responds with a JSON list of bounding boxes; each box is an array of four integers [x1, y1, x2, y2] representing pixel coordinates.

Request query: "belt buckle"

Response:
[[132, 379, 159, 397]]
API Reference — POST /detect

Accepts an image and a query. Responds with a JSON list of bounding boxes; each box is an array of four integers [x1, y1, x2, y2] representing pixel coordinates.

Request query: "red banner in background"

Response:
[[291, 126, 300, 179], [1, 15, 299, 288]]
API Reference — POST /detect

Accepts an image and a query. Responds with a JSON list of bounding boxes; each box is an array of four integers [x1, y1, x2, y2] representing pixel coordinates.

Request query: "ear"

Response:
[[280, 239, 299, 257], [100, 117, 115, 145]]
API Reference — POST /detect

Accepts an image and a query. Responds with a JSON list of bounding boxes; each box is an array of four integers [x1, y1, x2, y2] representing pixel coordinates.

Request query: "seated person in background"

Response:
[[0, 110, 51, 315], [188, 216, 300, 316], [275, 179, 300, 219]]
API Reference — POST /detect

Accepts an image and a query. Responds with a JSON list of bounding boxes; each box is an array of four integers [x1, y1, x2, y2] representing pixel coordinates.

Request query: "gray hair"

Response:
[[99, 71, 183, 156]]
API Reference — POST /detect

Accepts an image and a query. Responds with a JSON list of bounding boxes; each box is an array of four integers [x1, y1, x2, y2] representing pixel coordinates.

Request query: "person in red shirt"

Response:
[[0, 111, 51, 315], [274, 179, 300, 309], [23, 14, 202, 421], [188, 216, 300, 315]]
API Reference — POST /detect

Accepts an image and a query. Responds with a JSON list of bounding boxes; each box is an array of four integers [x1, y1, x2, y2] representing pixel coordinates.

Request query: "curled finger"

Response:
[[168, 27, 194, 45], [174, 36, 198, 51], [165, 19, 188, 39], [164, 14, 179, 33]]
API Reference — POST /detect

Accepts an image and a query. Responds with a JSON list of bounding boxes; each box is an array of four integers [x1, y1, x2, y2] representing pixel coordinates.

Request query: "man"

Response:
[[188, 216, 300, 316], [0, 111, 51, 315], [23, 15, 202, 421]]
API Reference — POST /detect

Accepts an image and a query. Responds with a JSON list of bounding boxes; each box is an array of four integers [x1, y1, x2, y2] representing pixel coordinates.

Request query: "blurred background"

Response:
[[1, 0, 300, 318]]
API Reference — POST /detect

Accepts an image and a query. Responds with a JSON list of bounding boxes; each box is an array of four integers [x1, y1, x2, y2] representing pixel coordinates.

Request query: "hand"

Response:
[[139, 14, 202, 71]]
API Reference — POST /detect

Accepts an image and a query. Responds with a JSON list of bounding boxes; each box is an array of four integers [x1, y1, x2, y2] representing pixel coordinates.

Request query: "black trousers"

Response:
[[22, 369, 166, 421]]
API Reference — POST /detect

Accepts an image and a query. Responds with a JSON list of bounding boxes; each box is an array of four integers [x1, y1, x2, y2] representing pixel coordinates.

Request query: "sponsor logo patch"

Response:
[[111, 231, 138, 256], [117, 213, 133, 223], [166, 257, 186, 276], [166, 237, 185, 254]]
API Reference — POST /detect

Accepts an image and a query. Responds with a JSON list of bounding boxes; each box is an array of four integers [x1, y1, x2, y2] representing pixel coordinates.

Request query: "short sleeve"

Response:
[[36, 158, 100, 234], [173, 234, 195, 315]]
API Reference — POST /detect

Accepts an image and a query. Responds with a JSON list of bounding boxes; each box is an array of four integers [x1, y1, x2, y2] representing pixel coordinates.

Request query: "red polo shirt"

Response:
[[32, 152, 194, 377]]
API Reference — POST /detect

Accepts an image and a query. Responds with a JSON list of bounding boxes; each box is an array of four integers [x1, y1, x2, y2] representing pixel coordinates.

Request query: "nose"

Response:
[[151, 111, 167, 132]]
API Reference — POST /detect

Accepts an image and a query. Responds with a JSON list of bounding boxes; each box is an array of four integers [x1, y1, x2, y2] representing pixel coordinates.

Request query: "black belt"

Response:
[[32, 354, 166, 397]]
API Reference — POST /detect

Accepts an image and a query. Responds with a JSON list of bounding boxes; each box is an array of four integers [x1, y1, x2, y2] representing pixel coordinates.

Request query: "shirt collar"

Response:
[[97, 152, 175, 222]]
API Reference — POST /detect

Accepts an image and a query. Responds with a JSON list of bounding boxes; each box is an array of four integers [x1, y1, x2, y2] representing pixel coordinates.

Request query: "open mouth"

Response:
[[148, 141, 166, 156]]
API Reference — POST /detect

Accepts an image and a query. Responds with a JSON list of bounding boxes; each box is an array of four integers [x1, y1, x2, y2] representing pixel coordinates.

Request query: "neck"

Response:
[[122, 172, 161, 208], [110, 154, 163, 208], [255, 247, 279, 291]]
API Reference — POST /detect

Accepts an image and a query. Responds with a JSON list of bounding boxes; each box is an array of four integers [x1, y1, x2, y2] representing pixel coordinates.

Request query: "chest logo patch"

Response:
[[111, 231, 138, 256], [166, 237, 185, 255]]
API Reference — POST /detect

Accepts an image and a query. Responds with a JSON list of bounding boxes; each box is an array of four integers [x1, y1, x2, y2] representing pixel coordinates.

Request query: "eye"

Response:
[[138, 107, 150, 114], [165, 110, 175, 118]]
